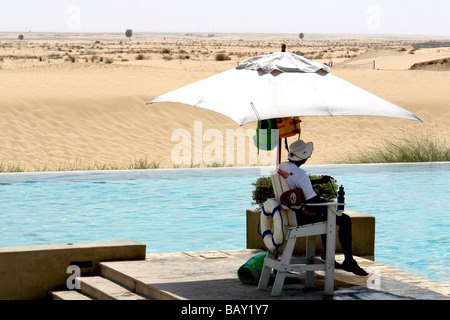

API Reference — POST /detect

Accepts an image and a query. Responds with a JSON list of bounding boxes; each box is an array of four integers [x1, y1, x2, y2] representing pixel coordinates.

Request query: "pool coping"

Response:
[[0, 161, 448, 177]]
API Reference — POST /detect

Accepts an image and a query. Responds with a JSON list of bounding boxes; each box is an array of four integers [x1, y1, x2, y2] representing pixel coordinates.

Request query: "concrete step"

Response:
[[99, 262, 181, 300], [78, 276, 148, 300], [49, 289, 93, 300], [48, 275, 150, 300]]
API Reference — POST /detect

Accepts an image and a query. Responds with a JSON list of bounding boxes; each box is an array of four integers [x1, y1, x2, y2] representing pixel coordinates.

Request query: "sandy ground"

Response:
[[0, 32, 449, 171]]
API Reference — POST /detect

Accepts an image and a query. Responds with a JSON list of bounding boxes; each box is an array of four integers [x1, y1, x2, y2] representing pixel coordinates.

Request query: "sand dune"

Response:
[[0, 33, 449, 171], [410, 57, 450, 71]]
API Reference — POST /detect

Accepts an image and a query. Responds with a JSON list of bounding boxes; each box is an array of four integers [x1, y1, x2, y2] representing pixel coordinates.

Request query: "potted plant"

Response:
[[251, 177, 274, 208], [251, 175, 338, 208]]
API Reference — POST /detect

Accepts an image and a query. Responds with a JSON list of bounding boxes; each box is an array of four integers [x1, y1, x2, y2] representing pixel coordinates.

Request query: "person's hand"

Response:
[[320, 175, 333, 183], [311, 175, 334, 185], [313, 175, 333, 184], [307, 194, 328, 203]]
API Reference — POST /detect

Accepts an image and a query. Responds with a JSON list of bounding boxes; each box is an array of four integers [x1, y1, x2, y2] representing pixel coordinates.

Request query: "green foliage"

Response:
[[251, 177, 274, 207], [130, 158, 160, 169], [251, 174, 338, 207], [341, 132, 450, 163], [215, 53, 231, 61], [125, 29, 133, 40], [0, 157, 160, 173], [308, 175, 338, 201], [0, 162, 25, 172]]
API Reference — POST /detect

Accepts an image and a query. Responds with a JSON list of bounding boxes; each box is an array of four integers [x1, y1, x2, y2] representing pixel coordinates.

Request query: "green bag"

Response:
[[253, 119, 278, 151], [237, 252, 267, 285]]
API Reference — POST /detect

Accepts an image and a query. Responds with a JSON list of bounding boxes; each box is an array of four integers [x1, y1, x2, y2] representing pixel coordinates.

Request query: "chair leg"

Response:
[[271, 271, 287, 296], [305, 235, 316, 289], [257, 252, 274, 291], [271, 235, 296, 296], [324, 208, 336, 295]]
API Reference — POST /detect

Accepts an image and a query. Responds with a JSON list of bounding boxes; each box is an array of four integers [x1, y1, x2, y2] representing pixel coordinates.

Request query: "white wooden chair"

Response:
[[257, 172, 342, 296]]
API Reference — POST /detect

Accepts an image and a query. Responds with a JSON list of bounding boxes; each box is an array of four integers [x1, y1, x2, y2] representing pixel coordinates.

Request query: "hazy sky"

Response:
[[1, 0, 449, 36]]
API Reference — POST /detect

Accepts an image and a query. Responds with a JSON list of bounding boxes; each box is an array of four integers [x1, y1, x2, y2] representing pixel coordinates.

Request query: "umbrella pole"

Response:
[[277, 137, 281, 167]]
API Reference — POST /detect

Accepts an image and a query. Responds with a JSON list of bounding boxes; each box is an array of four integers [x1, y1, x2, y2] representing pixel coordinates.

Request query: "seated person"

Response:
[[278, 139, 368, 276]]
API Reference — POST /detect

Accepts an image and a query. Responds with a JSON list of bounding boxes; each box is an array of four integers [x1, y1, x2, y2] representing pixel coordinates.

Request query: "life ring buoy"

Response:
[[260, 198, 285, 252]]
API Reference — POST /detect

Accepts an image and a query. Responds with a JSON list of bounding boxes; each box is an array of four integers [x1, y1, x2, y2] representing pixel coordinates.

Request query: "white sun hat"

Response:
[[288, 139, 314, 161]]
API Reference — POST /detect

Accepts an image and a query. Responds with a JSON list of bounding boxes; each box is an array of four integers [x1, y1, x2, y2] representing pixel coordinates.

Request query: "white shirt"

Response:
[[277, 161, 317, 200]]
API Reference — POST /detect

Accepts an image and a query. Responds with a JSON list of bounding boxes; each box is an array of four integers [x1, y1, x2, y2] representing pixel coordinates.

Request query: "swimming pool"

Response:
[[0, 163, 449, 284]]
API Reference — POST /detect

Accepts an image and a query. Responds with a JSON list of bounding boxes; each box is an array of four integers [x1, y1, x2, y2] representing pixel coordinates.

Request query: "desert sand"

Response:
[[0, 32, 449, 171]]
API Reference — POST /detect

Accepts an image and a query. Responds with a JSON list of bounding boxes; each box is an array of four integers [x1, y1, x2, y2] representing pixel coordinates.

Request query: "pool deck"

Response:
[[84, 249, 449, 301]]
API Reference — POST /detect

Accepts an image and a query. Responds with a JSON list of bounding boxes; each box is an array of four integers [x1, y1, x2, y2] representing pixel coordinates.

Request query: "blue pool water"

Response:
[[0, 163, 449, 284]]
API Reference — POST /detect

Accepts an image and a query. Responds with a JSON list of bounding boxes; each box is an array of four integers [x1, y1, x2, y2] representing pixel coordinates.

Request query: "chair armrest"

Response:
[[305, 202, 338, 206], [303, 201, 344, 216], [281, 201, 345, 216]]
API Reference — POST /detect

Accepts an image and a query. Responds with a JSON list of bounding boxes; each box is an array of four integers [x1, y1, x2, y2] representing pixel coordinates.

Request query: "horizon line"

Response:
[[1, 30, 449, 38]]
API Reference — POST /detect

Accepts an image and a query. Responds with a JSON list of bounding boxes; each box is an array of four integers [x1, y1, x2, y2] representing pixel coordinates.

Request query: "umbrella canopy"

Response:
[[148, 51, 422, 125]]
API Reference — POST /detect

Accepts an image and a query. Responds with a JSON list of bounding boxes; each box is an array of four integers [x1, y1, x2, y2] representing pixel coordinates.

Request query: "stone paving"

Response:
[[99, 249, 449, 300]]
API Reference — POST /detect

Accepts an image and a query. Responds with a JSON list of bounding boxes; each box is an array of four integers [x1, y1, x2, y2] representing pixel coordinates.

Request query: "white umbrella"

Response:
[[148, 50, 422, 125]]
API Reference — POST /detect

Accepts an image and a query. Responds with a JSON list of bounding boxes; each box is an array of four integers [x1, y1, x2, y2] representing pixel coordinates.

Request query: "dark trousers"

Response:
[[295, 206, 353, 261]]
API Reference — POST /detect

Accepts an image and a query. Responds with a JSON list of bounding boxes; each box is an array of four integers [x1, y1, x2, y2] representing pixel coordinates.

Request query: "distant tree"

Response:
[[299, 32, 304, 40], [18, 34, 24, 41], [125, 29, 133, 40]]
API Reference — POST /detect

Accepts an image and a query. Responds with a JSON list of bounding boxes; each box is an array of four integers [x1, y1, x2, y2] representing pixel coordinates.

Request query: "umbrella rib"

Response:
[[250, 102, 262, 121]]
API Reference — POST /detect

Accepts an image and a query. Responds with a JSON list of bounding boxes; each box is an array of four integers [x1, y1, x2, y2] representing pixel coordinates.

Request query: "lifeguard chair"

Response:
[[257, 172, 342, 296]]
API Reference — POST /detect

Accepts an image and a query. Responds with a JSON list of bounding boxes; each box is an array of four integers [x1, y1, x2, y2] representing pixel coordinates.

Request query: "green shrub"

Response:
[[215, 53, 231, 61], [0, 163, 25, 172], [251, 177, 274, 207], [131, 158, 160, 169], [341, 132, 450, 163], [251, 175, 338, 207], [309, 175, 338, 201], [0, 157, 161, 173]]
